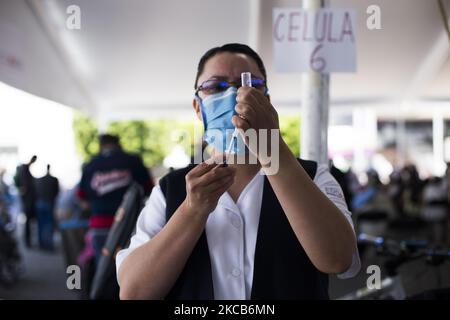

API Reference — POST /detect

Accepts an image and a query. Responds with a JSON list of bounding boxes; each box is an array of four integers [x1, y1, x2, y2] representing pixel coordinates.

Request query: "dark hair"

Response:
[[99, 134, 120, 147], [194, 43, 267, 89]]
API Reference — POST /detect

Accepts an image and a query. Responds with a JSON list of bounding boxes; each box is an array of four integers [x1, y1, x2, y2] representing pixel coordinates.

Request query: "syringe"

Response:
[[224, 72, 252, 163]]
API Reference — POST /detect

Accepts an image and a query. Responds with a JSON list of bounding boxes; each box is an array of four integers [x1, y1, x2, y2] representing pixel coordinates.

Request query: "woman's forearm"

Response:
[[264, 140, 355, 274], [118, 162, 235, 299], [118, 201, 208, 299]]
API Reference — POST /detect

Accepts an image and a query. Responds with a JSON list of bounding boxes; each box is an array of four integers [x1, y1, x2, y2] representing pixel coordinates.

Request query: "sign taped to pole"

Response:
[[273, 8, 356, 73]]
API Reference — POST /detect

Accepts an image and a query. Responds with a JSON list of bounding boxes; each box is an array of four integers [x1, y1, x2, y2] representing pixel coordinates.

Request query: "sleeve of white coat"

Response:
[[313, 164, 361, 279], [115, 185, 167, 284]]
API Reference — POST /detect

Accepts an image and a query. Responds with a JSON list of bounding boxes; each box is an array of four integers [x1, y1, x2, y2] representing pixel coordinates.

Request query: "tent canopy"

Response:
[[1, 0, 449, 123]]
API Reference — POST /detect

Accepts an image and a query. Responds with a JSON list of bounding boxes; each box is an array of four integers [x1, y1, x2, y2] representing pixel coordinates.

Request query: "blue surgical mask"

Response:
[[198, 87, 246, 154]]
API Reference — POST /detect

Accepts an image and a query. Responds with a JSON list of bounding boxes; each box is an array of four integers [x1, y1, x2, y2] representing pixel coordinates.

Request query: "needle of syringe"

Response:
[[224, 72, 252, 164]]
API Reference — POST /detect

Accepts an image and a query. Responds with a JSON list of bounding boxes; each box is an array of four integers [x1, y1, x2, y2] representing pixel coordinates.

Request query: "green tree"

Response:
[[73, 111, 302, 166], [107, 119, 203, 167], [279, 116, 301, 157], [72, 111, 99, 162]]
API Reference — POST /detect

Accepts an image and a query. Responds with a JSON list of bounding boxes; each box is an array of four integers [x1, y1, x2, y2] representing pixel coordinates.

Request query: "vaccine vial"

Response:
[[241, 72, 252, 87]]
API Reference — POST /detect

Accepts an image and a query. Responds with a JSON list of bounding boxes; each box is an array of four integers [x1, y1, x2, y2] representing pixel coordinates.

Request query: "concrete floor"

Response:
[[0, 221, 79, 300], [1, 215, 449, 300]]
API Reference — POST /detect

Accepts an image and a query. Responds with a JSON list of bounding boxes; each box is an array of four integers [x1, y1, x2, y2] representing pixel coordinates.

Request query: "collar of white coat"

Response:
[[216, 169, 264, 213]]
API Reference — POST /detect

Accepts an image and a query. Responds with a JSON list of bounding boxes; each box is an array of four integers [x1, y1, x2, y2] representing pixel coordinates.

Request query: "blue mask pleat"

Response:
[[199, 87, 245, 154]]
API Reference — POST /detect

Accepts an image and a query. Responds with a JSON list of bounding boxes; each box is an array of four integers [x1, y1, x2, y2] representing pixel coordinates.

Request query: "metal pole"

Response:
[[300, 0, 330, 165]]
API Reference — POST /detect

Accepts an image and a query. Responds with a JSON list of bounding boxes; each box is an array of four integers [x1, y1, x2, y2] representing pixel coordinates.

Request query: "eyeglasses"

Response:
[[195, 76, 266, 96]]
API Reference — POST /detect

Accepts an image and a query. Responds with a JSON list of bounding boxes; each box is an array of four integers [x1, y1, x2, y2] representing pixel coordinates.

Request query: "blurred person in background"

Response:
[[352, 170, 395, 236], [346, 169, 362, 211], [0, 167, 22, 286], [14, 155, 37, 248], [421, 176, 448, 246], [34, 164, 60, 251], [0, 168, 11, 207], [0, 168, 12, 226], [0, 168, 8, 193], [400, 164, 424, 218], [77, 134, 154, 264], [56, 183, 89, 267], [387, 169, 404, 218]]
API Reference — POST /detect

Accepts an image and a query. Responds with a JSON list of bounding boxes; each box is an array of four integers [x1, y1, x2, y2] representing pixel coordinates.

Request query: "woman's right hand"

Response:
[[183, 161, 236, 217]]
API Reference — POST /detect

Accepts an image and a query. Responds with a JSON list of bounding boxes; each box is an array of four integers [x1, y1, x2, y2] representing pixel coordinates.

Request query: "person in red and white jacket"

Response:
[[77, 134, 154, 263]]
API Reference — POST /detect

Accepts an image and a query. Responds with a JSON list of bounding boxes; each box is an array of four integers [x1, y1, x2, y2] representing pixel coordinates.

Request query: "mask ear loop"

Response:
[[195, 94, 207, 128], [195, 94, 210, 160]]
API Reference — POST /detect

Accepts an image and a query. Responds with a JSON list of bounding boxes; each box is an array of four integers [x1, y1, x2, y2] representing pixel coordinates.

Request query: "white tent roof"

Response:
[[1, 0, 449, 122]]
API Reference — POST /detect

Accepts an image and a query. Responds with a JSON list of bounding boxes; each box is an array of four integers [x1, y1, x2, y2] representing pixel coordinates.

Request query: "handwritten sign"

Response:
[[273, 8, 356, 73]]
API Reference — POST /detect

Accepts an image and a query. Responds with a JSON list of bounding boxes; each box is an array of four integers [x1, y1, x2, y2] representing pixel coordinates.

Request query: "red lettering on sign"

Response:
[[273, 13, 285, 42], [274, 9, 354, 45], [302, 12, 313, 42], [340, 11, 355, 42], [288, 12, 300, 42], [310, 44, 326, 72], [327, 12, 338, 43], [314, 12, 327, 42]]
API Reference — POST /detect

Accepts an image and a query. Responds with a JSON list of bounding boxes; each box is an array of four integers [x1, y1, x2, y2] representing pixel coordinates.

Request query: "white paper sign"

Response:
[[273, 8, 356, 73]]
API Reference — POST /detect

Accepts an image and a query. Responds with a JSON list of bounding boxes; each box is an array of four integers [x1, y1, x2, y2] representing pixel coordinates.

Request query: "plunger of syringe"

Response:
[[224, 72, 252, 162]]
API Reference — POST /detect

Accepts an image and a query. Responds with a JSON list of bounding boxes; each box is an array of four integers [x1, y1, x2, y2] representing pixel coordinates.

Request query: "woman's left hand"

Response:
[[232, 87, 280, 165]]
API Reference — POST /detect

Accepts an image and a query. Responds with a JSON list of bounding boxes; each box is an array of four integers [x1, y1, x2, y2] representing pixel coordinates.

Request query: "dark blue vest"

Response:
[[159, 159, 329, 300]]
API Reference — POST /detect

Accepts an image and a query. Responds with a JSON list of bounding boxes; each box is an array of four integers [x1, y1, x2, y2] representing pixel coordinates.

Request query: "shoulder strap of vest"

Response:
[[159, 164, 214, 300], [296, 158, 317, 179], [251, 158, 328, 299], [159, 164, 196, 218]]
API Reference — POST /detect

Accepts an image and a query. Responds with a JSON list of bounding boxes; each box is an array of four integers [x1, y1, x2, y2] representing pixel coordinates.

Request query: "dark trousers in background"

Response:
[[91, 227, 109, 265], [35, 201, 55, 250], [22, 198, 35, 248], [24, 216, 33, 247]]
